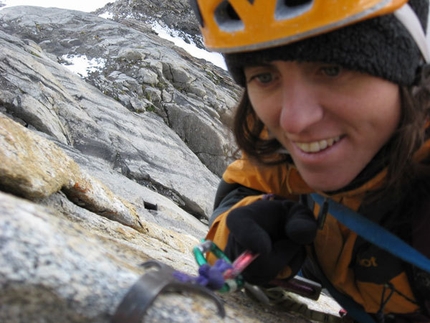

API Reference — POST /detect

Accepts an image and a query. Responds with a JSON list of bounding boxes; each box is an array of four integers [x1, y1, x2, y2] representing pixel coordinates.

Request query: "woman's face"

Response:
[[244, 61, 401, 192]]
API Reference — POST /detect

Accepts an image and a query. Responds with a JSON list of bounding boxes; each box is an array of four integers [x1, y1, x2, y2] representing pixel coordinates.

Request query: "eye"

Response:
[[254, 72, 274, 84], [245, 70, 277, 85], [245, 65, 280, 87], [320, 65, 342, 77]]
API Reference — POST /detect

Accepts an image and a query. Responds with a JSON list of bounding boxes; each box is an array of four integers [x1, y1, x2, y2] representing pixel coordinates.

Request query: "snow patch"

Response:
[[61, 54, 106, 78], [151, 21, 226, 70], [99, 11, 113, 20]]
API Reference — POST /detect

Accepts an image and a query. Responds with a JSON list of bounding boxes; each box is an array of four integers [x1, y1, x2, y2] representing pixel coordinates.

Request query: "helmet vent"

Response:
[[284, 0, 311, 6], [215, 1, 245, 32], [276, 0, 313, 20]]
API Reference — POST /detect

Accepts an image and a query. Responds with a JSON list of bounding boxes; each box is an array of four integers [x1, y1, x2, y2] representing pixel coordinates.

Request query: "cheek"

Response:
[[248, 92, 280, 126], [344, 81, 401, 133], [370, 85, 401, 134]]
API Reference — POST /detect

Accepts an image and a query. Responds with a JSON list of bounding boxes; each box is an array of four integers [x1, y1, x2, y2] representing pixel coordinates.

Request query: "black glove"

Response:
[[225, 199, 317, 285]]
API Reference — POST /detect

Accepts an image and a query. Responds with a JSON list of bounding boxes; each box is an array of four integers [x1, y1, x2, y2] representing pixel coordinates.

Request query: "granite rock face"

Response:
[[0, 3, 340, 322], [0, 5, 240, 218]]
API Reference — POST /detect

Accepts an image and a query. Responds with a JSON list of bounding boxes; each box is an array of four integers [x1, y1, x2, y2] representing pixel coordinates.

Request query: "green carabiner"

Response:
[[192, 240, 246, 293]]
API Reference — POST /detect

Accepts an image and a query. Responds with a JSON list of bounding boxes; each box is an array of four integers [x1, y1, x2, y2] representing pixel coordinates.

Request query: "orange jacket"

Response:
[[206, 138, 430, 318]]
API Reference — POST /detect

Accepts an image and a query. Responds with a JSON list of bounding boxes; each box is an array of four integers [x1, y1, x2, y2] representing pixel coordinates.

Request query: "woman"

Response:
[[190, 0, 430, 322]]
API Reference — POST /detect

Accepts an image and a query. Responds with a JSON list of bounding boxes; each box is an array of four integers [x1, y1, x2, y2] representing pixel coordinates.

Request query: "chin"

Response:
[[304, 177, 353, 193]]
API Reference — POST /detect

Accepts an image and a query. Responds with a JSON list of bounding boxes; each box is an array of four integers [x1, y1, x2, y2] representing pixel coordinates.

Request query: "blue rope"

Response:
[[311, 193, 430, 273]]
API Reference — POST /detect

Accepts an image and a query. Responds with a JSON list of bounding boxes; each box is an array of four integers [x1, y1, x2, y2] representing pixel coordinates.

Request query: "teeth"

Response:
[[296, 136, 340, 153]]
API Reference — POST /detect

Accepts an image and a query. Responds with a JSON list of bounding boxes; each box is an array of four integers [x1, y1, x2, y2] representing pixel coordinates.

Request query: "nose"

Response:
[[279, 78, 324, 134]]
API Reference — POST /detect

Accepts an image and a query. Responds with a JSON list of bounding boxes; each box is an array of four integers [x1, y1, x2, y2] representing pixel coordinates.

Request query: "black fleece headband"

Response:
[[225, 0, 429, 87]]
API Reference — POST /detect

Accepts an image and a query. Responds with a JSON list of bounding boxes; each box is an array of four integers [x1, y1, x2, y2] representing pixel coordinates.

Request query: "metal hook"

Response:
[[111, 260, 226, 322]]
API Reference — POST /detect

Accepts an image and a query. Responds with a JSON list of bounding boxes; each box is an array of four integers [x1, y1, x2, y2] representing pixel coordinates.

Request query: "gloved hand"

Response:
[[225, 199, 317, 285]]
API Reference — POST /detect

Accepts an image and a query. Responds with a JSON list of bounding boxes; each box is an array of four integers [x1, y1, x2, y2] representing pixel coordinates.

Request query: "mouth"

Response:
[[294, 136, 341, 153]]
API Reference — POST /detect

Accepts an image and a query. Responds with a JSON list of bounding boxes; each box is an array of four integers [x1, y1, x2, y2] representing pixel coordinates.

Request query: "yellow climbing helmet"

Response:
[[190, 0, 411, 53]]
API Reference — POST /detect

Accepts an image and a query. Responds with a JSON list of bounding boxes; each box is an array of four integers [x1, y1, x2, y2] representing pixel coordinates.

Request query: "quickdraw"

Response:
[[110, 240, 255, 322], [192, 239, 258, 293], [111, 239, 334, 322]]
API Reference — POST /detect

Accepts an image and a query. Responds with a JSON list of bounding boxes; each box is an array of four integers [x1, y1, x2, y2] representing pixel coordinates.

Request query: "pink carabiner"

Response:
[[223, 251, 259, 279]]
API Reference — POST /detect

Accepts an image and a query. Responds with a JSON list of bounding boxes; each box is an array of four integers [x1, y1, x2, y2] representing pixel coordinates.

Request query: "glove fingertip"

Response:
[[226, 208, 272, 255], [286, 216, 317, 245]]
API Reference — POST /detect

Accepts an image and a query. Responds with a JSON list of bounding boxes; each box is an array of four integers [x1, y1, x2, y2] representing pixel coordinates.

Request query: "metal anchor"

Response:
[[111, 260, 226, 322]]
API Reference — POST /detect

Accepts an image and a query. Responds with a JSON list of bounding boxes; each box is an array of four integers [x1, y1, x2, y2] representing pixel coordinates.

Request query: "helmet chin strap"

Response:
[[394, 3, 430, 64]]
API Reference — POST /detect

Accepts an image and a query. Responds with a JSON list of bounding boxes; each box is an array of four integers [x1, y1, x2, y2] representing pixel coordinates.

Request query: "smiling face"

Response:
[[244, 61, 401, 192]]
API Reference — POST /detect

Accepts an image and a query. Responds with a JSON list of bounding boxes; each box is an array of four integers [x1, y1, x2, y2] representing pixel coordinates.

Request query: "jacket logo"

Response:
[[357, 256, 378, 267]]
